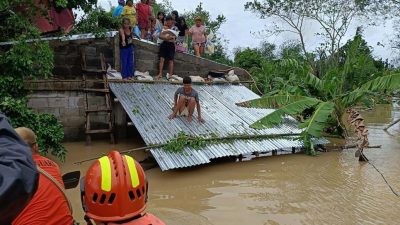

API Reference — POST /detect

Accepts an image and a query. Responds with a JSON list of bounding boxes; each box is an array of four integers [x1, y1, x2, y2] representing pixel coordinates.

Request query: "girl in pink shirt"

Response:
[[189, 16, 207, 57]]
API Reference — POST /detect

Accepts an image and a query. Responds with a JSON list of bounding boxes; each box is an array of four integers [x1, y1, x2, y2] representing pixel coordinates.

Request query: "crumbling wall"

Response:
[[24, 34, 251, 141], [49, 34, 250, 79], [50, 37, 115, 79]]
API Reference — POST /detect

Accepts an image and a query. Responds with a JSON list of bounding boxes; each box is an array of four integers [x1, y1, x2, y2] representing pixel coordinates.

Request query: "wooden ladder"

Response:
[[81, 51, 115, 145]]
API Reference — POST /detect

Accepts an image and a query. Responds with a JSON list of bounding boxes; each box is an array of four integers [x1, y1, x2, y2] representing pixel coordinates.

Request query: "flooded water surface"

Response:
[[61, 104, 400, 225]]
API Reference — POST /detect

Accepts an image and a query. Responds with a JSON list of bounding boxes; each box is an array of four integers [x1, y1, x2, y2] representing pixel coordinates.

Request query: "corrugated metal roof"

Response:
[[109, 83, 328, 171]]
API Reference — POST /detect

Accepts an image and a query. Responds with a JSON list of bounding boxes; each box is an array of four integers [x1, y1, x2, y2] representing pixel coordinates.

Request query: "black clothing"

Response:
[[120, 30, 134, 49], [0, 113, 39, 225], [177, 23, 188, 37], [159, 41, 175, 61]]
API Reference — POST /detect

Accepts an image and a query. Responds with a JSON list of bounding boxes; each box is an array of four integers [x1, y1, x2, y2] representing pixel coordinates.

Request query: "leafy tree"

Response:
[[180, 3, 232, 64], [234, 41, 310, 95], [0, 0, 97, 161], [238, 38, 400, 155], [259, 42, 276, 60], [245, 0, 365, 66], [71, 7, 120, 37], [234, 48, 264, 71], [153, 0, 173, 15]]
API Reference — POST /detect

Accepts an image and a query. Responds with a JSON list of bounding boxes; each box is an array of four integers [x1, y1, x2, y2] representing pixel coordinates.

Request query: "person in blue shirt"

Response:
[[112, 0, 125, 17]]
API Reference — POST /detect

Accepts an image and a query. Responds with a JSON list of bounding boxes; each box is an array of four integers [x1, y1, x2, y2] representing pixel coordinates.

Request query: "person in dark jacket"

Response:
[[0, 113, 39, 225]]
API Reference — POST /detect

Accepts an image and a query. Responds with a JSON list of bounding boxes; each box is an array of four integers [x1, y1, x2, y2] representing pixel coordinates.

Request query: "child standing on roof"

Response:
[[119, 18, 135, 80], [122, 0, 137, 29], [156, 15, 178, 80], [136, 0, 151, 39]]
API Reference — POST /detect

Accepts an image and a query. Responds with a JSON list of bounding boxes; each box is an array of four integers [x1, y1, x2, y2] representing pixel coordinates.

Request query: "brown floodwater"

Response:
[[60, 103, 400, 225]]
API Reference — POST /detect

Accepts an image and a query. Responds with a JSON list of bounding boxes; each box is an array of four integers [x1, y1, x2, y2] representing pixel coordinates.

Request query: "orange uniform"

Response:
[[12, 154, 73, 225]]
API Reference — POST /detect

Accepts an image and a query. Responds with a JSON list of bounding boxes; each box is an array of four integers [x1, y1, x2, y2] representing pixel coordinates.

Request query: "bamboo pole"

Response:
[[343, 144, 381, 149], [384, 118, 400, 131]]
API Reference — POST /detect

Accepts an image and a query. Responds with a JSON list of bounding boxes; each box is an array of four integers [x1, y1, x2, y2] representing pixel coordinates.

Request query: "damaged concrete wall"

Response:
[[49, 34, 250, 79], [25, 33, 250, 141], [50, 37, 115, 79]]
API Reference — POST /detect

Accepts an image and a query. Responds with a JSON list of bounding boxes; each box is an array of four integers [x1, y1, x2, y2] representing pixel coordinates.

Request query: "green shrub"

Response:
[[0, 97, 66, 161], [0, 1, 67, 161]]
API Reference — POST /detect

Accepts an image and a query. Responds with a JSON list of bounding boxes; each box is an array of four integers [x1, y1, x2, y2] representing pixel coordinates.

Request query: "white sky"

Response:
[[97, 0, 396, 61]]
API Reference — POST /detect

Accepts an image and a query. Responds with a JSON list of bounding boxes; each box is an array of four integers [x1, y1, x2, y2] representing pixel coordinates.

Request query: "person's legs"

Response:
[[193, 43, 200, 57], [169, 95, 186, 119], [127, 46, 134, 78], [140, 28, 146, 39], [199, 44, 205, 57], [187, 97, 196, 123], [157, 57, 165, 79], [120, 48, 129, 79], [168, 60, 174, 77]]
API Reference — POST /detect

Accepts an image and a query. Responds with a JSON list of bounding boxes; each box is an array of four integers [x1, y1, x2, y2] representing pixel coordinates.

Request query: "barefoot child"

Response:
[[156, 15, 178, 80], [168, 77, 205, 124], [119, 18, 134, 80]]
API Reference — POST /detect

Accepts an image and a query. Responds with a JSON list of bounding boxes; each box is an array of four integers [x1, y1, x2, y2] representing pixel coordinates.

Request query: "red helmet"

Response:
[[81, 151, 148, 222]]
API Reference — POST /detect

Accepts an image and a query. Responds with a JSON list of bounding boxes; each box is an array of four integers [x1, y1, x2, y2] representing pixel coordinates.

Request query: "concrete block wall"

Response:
[[24, 34, 251, 141], [50, 38, 115, 79], [131, 39, 250, 79], [27, 90, 110, 140]]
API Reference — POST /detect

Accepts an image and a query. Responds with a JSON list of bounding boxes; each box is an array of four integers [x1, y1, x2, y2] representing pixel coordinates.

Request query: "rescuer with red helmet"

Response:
[[80, 150, 165, 225]]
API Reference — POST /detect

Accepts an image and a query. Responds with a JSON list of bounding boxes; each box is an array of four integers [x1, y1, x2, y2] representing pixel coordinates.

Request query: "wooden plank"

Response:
[[82, 68, 106, 74], [85, 109, 112, 113], [114, 34, 121, 71], [86, 129, 112, 134], [84, 88, 110, 93]]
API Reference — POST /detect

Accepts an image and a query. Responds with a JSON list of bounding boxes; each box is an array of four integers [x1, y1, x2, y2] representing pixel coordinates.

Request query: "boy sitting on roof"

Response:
[[168, 77, 206, 124]]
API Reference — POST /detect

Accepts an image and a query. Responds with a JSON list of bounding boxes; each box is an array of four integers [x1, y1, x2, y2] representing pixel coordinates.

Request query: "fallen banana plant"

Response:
[[347, 108, 370, 161]]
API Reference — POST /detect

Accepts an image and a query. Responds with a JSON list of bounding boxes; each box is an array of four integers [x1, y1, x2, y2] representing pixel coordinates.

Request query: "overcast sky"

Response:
[[98, 0, 396, 61]]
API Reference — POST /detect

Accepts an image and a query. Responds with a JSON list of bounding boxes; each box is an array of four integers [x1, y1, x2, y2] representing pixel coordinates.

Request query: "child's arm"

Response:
[[204, 27, 208, 42], [119, 28, 126, 46], [185, 29, 189, 42], [159, 30, 170, 41]]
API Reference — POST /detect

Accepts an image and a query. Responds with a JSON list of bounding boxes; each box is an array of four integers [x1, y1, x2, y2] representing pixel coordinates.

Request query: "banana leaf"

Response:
[[251, 97, 321, 129], [237, 95, 314, 109], [299, 101, 335, 137]]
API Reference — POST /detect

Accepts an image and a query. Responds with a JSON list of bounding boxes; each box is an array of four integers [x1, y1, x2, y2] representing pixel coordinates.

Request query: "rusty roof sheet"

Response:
[[109, 83, 328, 171]]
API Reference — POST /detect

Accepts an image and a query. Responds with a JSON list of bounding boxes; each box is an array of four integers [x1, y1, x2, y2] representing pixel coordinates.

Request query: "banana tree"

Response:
[[238, 72, 400, 155]]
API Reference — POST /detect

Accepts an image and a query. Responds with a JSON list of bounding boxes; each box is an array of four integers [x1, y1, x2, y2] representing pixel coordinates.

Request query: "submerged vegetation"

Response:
[[163, 131, 302, 153]]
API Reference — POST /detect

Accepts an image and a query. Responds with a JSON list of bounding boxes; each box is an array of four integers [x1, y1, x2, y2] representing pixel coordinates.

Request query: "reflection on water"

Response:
[[62, 104, 399, 225]]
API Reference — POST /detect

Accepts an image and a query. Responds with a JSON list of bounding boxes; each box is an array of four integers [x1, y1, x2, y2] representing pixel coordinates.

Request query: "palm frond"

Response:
[[304, 72, 324, 92], [237, 95, 312, 109], [250, 97, 321, 129], [299, 101, 335, 137], [359, 73, 400, 92]]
